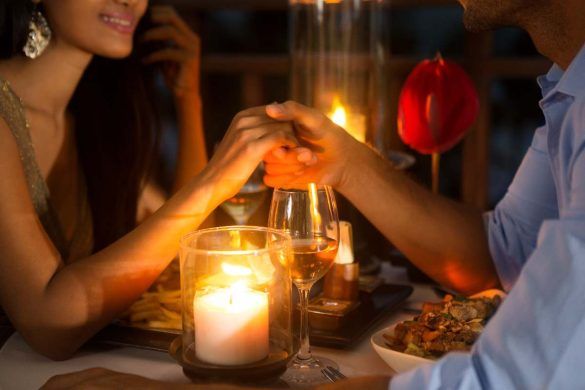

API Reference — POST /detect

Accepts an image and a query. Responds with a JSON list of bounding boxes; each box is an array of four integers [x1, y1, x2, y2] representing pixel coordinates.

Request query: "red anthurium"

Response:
[[397, 55, 479, 154]]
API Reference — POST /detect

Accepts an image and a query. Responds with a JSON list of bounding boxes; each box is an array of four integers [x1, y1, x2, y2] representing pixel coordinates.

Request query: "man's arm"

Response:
[[338, 142, 497, 294], [263, 101, 498, 294]]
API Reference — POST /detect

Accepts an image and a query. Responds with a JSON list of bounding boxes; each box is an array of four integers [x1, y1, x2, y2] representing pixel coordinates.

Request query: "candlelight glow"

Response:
[[194, 283, 269, 365], [221, 262, 252, 277], [229, 280, 250, 295], [327, 96, 367, 143], [330, 98, 348, 128]]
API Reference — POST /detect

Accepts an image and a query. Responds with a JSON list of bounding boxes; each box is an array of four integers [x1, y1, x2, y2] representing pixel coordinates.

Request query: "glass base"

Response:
[[281, 355, 339, 386]]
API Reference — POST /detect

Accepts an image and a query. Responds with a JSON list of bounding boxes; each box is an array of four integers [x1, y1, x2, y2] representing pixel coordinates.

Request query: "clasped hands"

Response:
[[203, 101, 362, 205]]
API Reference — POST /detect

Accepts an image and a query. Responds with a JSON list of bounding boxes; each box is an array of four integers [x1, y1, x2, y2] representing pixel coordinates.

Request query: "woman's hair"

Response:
[[0, 2, 161, 252], [0, 1, 33, 58]]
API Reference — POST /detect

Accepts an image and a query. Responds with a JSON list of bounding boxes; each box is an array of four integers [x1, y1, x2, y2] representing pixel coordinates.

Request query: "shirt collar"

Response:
[[537, 64, 563, 99], [539, 41, 585, 101]]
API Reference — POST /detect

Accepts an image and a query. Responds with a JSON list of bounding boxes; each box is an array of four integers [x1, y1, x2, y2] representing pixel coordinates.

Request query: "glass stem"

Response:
[[234, 216, 249, 225], [297, 286, 313, 361]]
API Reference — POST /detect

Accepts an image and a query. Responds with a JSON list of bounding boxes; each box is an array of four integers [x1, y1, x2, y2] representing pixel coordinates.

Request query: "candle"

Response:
[[327, 97, 367, 143], [194, 279, 269, 365], [334, 221, 354, 265]]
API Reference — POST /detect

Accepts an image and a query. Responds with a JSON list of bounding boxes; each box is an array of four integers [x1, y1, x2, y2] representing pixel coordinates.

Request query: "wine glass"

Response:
[[220, 163, 269, 225], [268, 184, 339, 384]]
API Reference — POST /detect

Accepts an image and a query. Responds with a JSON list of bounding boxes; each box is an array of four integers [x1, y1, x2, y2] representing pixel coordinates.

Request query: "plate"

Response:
[[371, 323, 433, 374], [371, 289, 507, 373]]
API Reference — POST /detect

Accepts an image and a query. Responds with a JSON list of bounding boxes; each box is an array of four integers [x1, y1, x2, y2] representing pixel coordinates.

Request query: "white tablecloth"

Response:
[[0, 265, 434, 389]]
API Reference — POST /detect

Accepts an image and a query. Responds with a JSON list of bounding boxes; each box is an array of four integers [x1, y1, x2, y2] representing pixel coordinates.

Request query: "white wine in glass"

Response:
[[268, 185, 339, 385], [289, 236, 338, 286]]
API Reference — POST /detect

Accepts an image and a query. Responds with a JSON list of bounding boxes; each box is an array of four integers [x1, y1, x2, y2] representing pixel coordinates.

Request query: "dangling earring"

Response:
[[23, 3, 52, 59]]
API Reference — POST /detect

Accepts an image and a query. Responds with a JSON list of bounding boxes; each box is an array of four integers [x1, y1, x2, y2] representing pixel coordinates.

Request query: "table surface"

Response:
[[0, 264, 437, 389]]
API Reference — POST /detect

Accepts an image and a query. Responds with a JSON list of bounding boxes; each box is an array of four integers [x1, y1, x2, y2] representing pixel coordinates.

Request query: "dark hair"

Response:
[[0, 2, 161, 252], [0, 1, 34, 58]]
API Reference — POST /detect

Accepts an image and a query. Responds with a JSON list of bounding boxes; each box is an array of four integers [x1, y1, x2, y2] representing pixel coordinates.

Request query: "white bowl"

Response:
[[371, 323, 434, 374], [371, 289, 507, 373]]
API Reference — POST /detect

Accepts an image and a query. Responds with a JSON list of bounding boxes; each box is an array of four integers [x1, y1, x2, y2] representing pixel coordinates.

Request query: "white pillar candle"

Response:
[[194, 283, 269, 366]]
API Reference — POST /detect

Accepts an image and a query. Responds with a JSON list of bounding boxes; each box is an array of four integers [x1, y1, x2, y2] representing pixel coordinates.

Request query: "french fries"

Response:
[[125, 261, 182, 331]]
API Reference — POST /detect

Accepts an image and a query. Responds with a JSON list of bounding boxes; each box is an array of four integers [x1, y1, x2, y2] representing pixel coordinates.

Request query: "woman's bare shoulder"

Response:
[[0, 116, 32, 203]]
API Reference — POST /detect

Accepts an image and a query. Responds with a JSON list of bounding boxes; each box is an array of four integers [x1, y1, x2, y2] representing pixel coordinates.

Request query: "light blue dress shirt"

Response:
[[391, 43, 585, 390]]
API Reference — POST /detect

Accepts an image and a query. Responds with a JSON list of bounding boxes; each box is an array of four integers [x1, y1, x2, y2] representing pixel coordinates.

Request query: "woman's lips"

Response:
[[99, 12, 136, 34]]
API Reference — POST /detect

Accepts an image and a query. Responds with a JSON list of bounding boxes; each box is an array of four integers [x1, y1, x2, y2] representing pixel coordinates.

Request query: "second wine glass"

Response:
[[220, 163, 268, 225], [268, 184, 339, 385]]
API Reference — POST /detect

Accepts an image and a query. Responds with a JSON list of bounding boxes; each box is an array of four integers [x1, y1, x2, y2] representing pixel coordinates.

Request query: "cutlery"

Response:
[[321, 366, 347, 382]]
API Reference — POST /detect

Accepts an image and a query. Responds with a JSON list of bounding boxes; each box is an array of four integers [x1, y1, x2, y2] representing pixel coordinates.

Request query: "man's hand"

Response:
[[263, 101, 367, 192]]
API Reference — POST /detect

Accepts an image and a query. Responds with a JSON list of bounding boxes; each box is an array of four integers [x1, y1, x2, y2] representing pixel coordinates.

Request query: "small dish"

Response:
[[371, 324, 433, 374], [371, 289, 506, 373]]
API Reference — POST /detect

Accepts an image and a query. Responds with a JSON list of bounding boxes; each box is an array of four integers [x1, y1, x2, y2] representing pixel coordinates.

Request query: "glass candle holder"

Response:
[[171, 226, 293, 383], [289, 0, 391, 150]]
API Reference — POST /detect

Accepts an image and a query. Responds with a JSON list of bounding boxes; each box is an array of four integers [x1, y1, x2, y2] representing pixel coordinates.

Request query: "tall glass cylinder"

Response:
[[289, 0, 390, 150]]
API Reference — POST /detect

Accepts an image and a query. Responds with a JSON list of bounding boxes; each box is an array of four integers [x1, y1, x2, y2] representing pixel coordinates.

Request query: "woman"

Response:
[[0, 0, 297, 360]]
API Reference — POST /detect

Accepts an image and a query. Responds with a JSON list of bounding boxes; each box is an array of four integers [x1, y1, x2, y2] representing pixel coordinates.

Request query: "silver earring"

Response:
[[23, 6, 52, 59]]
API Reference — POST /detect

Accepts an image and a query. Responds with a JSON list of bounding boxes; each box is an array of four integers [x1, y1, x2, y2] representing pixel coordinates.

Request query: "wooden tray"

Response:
[[305, 283, 413, 348], [92, 283, 412, 352]]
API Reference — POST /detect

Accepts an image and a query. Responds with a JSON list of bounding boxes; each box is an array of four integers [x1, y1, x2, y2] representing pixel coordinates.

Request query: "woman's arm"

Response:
[[0, 107, 297, 360]]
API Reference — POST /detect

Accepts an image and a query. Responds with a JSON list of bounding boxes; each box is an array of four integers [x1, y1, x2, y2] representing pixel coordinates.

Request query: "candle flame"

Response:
[[327, 96, 367, 143], [231, 280, 249, 292], [229, 280, 250, 305], [221, 263, 252, 277], [329, 97, 347, 128]]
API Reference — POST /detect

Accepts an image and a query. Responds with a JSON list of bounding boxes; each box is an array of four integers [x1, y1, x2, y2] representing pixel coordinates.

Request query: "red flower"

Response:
[[398, 55, 479, 154]]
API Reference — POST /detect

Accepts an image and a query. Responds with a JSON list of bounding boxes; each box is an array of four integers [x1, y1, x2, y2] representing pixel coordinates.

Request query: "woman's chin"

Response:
[[94, 44, 134, 59]]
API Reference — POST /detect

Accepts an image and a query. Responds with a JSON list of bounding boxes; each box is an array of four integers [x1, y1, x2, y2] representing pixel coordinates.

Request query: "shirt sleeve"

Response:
[[485, 126, 558, 291]]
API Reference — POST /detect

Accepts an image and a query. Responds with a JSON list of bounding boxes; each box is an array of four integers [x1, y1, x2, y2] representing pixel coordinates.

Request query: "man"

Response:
[[43, 0, 585, 388]]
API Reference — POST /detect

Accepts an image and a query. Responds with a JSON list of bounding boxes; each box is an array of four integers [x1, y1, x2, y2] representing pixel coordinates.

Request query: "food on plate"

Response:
[[383, 294, 502, 359], [123, 260, 182, 330]]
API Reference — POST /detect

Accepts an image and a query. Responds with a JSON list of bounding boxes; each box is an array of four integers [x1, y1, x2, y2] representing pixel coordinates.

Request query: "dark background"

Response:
[[151, 1, 547, 262]]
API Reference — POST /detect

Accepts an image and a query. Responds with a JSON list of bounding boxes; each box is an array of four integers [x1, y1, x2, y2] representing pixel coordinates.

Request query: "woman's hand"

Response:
[[200, 106, 299, 203], [263, 101, 366, 191], [143, 5, 201, 98]]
